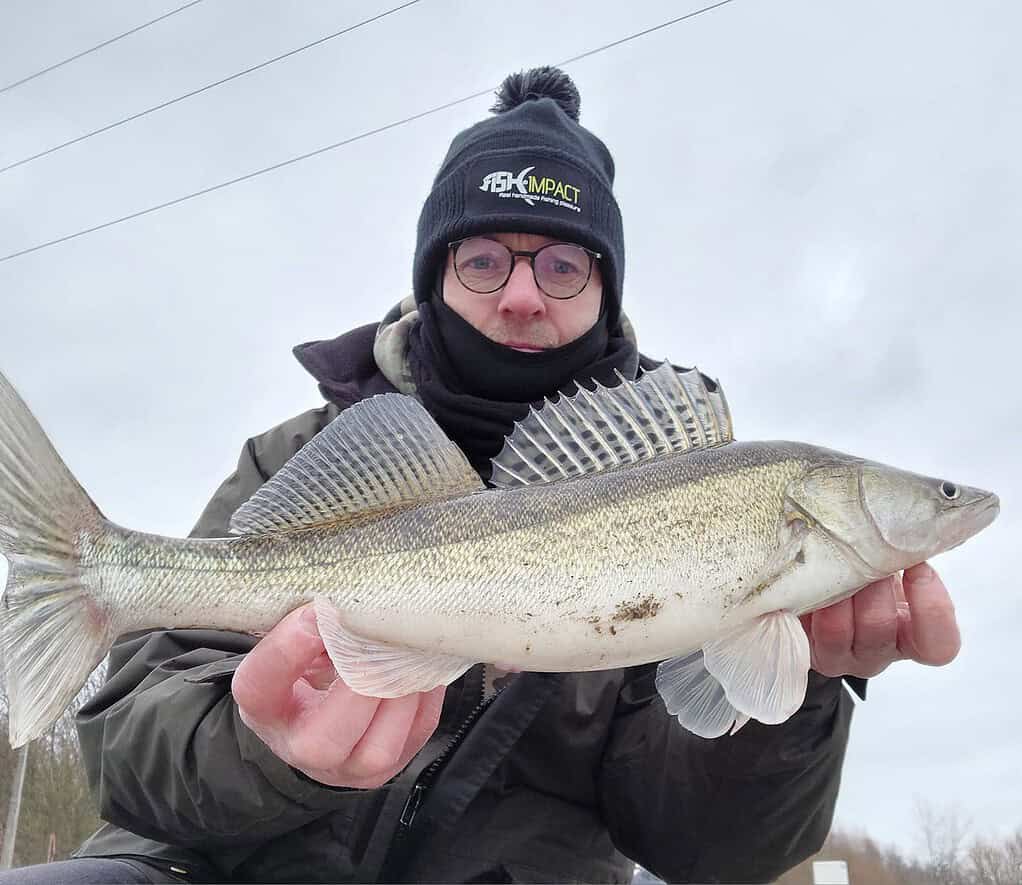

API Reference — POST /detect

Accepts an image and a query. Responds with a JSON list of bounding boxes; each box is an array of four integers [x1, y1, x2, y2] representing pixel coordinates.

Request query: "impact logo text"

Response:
[[478, 166, 582, 213]]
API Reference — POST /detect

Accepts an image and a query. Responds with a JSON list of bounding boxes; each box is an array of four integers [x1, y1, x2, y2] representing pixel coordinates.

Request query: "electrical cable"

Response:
[[0, 1, 206, 95], [0, 0, 424, 175], [0, 0, 737, 265]]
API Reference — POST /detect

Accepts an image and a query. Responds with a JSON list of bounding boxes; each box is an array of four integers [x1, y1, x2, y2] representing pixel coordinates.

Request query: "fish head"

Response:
[[787, 453, 999, 576], [857, 463, 999, 565]]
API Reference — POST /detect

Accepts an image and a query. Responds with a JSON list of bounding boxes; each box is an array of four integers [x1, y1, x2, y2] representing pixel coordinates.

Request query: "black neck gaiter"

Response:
[[407, 297, 639, 478], [430, 296, 612, 400]]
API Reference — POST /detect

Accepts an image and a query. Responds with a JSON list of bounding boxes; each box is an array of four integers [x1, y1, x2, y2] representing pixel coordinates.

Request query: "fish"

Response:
[[0, 363, 999, 748]]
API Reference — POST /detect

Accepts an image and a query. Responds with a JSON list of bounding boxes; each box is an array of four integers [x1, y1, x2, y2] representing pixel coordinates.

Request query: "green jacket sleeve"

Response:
[[598, 667, 853, 884], [76, 405, 346, 848]]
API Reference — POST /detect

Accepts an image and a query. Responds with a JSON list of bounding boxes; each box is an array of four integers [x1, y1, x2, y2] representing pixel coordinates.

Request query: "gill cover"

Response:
[[785, 460, 875, 551], [859, 464, 941, 554]]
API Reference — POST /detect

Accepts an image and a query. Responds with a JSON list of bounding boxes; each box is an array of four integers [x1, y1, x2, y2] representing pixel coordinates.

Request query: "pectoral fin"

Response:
[[656, 611, 810, 737], [655, 650, 749, 738], [702, 611, 810, 725], [313, 599, 475, 698]]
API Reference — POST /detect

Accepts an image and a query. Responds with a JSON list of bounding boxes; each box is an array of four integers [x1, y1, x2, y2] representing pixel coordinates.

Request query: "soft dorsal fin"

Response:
[[489, 362, 733, 489], [230, 393, 484, 535]]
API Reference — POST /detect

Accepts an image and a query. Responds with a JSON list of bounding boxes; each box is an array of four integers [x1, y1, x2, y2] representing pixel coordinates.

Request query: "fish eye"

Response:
[[939, 480, 960, 500]]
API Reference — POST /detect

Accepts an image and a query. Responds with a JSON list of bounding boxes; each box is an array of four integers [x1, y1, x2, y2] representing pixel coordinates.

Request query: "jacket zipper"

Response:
[[378, 669, 546, 883], [397, 678, 493, 832], [377, 694, 491, 883]]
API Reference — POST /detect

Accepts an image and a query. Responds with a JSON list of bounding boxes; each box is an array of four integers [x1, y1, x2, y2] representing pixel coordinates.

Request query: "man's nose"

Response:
[[497, 257, 546, 318]]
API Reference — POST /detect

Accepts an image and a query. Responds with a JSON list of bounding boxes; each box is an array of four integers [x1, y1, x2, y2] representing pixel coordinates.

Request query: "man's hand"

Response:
[[232, 604, 445, 789], [800, 562, 961, 679]]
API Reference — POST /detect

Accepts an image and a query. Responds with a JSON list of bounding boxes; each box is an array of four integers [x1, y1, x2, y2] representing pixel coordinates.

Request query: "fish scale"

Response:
[[89, 447, 813, 662]]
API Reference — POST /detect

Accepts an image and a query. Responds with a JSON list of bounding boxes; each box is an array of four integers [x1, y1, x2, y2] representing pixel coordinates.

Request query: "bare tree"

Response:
[[774, 827, 935, 885], [1005, 830, 1022, 877], [771, 815, 1022, 885], [0, 745, 28, 868], [0, 665, 105, 867], [966, 829, 1022, 885], [915, 797, 971, 885]]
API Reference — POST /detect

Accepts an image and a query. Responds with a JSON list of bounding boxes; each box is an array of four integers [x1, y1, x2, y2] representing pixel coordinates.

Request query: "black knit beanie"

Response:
[[413, 66, 625, 329]]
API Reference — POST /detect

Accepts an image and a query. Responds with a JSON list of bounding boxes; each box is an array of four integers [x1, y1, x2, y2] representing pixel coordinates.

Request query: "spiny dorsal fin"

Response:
[[230, 394, 484, 535], [489, 363, 733, 490]]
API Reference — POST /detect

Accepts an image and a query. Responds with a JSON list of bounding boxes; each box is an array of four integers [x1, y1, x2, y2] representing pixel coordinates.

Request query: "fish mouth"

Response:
[[939, 491, 999, 552], [963, 492, 1000, 531]]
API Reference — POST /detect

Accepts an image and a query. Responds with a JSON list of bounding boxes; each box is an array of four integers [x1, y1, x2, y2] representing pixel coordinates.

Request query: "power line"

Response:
[[0, 0, 737, 265], [0, 0, 424, 175], [557, 0, 735, 67], [0, 1, 206, 95], [0, 87, 496, 264]]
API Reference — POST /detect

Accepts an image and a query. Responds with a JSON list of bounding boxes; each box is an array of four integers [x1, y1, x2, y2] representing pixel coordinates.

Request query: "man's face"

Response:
[[442, 232, 604, 352]]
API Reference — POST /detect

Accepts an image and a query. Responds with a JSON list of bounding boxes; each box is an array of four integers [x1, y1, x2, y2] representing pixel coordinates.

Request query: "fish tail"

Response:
[[0, 370, 112, 748]]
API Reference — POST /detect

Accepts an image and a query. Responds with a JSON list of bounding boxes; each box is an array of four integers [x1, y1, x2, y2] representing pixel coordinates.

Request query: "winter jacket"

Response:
[[74, 320, 860, 884]]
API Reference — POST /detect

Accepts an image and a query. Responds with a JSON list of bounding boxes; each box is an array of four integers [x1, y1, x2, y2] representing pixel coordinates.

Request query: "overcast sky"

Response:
[[1, 0, 1019, 859]]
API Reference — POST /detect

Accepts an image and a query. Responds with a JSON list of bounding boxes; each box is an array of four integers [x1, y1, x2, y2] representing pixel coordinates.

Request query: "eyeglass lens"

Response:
[[453, 238, 592, 299]]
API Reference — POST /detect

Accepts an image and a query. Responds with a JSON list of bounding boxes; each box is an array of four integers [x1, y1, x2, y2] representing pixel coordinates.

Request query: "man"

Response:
[[2, 66, 961, 884]]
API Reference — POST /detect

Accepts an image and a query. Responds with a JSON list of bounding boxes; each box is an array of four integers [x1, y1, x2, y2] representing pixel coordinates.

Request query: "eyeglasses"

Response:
[[448, 237, 601, 300]]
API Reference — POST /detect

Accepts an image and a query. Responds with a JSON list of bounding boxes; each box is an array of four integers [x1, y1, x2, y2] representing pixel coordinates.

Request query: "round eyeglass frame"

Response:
[[448, 236, 602, 300]]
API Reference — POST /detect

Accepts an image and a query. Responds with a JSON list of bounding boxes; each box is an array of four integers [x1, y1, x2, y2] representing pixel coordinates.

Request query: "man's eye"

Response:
[[465, 256, 496, 271], [551, 260, 580, 275]]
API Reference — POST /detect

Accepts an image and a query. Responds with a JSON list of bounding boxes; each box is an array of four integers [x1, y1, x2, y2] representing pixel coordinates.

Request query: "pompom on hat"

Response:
[[412, 66, 625, 329]]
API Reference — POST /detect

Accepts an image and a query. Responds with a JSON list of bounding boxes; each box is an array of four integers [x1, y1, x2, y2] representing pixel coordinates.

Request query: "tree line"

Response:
[[0, 677, 103, 868], [775, 809, 1022, 885]]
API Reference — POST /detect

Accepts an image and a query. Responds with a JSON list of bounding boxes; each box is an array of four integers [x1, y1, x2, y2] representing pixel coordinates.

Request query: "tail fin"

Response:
[[0, 370, 113, 747]]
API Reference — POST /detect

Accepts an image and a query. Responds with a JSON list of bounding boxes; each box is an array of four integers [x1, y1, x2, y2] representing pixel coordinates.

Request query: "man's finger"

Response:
[[892, 570, 907, 604], [395, 686, 446, 767], [850, 576, 900, 667], [300, 650, 339, 691], [288, 677, 383, 772], [335, 687, 447, 790], [375, 687, 446, 783], [344, 693, 423, 781], [808, 597, 854, 675], [232, 604, 325, 725], [902, 562, 961, 666]]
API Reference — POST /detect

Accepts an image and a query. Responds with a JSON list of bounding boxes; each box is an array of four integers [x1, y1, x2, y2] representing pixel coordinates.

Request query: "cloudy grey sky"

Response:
[[2, 0, 1019, 857]]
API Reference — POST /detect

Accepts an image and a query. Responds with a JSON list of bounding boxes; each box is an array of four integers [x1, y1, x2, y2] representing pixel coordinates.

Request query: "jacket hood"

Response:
[[292, 321, 399, 408]]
